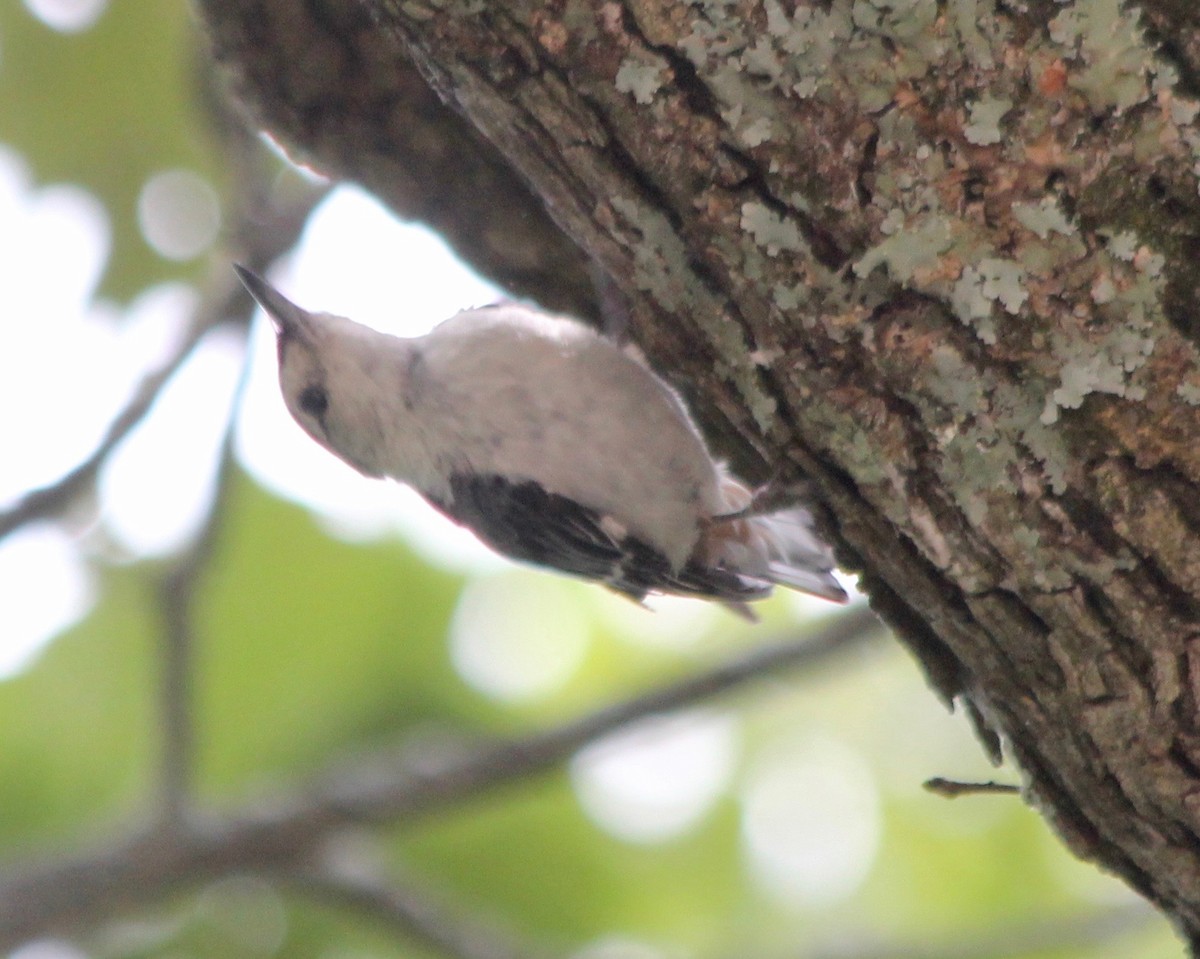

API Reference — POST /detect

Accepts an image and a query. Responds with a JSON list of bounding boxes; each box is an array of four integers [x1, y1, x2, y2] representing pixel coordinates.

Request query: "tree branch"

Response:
[[0, 605, 883, 949], [198, 0, 599, 322], [0, 163, 325, 548], [156, 355, 253, 827], [923, 778, 1021, 799], [0, 309, 216, 543]]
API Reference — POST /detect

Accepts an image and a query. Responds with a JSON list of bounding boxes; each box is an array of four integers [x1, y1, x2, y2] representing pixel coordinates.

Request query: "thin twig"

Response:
[[156, 353, 254, 829], [0, 312, 217, 543], [923, 777, 1021, 799], [0, 165, 327, 547], [0, 604, 884, 949], [150, 98, 329, 825]]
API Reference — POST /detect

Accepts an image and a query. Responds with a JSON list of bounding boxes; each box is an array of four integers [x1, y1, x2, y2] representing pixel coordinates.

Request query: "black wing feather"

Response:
[[431, 473, 768, 604]]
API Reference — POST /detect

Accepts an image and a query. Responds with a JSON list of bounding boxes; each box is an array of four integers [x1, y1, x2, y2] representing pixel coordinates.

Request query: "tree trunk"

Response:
[[199, 0, 1200, 943]]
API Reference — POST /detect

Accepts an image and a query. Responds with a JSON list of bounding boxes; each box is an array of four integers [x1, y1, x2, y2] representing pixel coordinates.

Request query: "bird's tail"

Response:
[[701, 472, 849, 605]]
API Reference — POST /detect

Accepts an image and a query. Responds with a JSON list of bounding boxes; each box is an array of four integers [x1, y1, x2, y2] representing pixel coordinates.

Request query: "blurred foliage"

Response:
[[0, 0, 219, 300], [0, 557, 157, 848], [0, 1, 1186, 958], [194, 474, 469, 792]]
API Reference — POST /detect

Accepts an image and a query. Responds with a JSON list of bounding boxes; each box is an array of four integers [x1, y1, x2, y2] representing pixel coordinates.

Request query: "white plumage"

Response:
[[236, 266, 847, 616]]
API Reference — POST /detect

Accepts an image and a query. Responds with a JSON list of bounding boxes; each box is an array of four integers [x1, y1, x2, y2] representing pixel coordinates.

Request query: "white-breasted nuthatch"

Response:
[[235, 266, 847, 617]]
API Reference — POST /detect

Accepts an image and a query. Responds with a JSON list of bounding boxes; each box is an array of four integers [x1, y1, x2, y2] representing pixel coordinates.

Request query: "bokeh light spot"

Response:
[[137, 169, 220, 261], [23, 0, 107, 33], [196, 875, 288, 955], [0, 149, 110, 315], [570, 936, 668, 959], [592, 589, 718, 651], [572, 709, 738, 844], [741, 735, 880, 908], [0, 525, 93, 678], [99, 325, 244, 558], [450, 572, 590, 701], [9, 941, 88, 959], [0, 160, 116, 501]]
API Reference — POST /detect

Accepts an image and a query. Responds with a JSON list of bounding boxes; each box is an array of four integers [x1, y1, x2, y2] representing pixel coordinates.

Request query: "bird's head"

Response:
[[235, 265, 390, 479]]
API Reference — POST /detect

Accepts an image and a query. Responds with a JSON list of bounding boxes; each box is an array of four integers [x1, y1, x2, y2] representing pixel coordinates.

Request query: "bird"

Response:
[[235, 265, 847, 617]]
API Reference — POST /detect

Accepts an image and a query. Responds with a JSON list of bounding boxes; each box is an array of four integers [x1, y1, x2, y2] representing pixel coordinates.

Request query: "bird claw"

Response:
[[708, 475, 814, 524]]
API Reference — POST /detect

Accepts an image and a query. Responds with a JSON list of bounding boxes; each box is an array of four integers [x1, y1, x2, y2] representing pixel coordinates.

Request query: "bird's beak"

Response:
[[234, 264, 313, 341]]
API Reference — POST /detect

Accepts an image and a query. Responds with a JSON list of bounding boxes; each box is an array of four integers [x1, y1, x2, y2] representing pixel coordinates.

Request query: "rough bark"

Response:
[[198, 0, 1200, 944], [201, 1, 600, 321]]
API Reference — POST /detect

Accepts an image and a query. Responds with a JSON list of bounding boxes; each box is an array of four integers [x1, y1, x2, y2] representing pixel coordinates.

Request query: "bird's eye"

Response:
[[299, 385, 329, 418]]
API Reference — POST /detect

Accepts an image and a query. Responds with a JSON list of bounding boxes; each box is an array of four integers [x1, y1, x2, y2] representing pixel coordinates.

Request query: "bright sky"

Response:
[[0, 0, 881, 907]]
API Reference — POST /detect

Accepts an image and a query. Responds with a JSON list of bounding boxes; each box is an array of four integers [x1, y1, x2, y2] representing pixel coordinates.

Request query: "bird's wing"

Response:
[[438, 473, 625, 581], [431, 473, 769, 604]]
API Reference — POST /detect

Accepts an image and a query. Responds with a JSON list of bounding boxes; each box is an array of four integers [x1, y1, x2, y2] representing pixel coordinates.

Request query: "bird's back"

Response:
[[413, 305, 723, 565]]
